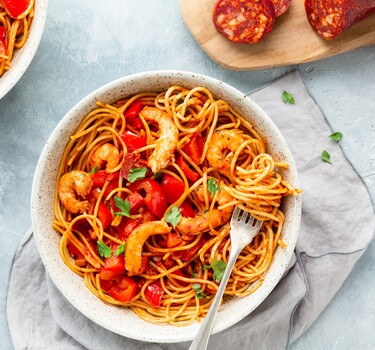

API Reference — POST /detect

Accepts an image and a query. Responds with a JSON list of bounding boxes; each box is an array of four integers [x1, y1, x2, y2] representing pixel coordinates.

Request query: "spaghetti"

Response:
[[0, 0, 35, 77], [53, 86, 301, 325]]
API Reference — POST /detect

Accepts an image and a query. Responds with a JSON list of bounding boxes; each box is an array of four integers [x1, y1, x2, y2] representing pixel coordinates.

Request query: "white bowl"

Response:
[[0, 0, 48, 100], [31, 70, 301, 343]]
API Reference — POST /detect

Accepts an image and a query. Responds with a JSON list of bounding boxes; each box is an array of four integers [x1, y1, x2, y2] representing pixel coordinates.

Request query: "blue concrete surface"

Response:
[[0, 1, 374, 349]]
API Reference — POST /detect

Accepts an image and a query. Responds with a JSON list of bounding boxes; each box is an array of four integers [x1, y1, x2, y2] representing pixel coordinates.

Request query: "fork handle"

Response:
[[188, 247, 242, 350]]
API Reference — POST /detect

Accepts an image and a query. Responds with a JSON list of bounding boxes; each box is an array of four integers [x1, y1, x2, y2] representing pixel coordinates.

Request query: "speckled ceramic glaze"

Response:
[[31, 71, 301, 343], [0, 0, 48, 99]]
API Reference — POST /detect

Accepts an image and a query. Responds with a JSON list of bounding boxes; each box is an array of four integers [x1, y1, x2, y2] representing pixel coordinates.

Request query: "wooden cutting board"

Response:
[[180, 0, 375, 70]]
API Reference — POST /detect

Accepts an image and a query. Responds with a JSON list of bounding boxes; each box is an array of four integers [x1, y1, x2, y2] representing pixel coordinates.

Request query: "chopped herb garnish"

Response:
[[281, 91, 295, 105], [155, 171, 162, 179], [114, 243, 125, 257], [165, 205, 182, 228], [192, 283, 206, 299], [177, 98, 185, 105], [204, 259, 227, 283], [128, 167, 147, 182], [208, 178, 220, 196], [321, 150, 331, 164], [97, 241, 112, 258], [329, 132, 343, 142], [88, 165, 99, 174], [114, 196, 131, 217]]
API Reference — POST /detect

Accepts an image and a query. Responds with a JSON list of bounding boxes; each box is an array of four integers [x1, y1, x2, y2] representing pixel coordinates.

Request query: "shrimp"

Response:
[[177, 189, 234, 234], [58, 170, 93, 214], [206, 129, 245, 176], [125, 221, 171, 275], [89, 143, 120, 171], [140, 106, 179, 173]]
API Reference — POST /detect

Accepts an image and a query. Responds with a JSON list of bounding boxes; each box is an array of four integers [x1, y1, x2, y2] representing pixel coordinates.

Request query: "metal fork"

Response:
[[188, 206, 262, 350]]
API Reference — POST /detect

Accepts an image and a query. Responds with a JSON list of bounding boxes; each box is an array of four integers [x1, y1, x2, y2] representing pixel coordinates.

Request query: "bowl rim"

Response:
[[32, 70, 301, 343], [0, 0, 48, 100]]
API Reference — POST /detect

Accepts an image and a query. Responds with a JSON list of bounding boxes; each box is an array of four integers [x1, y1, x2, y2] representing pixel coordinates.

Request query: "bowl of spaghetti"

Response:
[[0, 0, 48, 99], [32, 70, 301, 343]]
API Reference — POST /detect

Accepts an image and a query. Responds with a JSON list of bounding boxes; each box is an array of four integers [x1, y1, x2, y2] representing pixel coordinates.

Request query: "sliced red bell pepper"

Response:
[[90, 170, 119, 188], [179, 201, 195, 218], [126, 192, 144, 215], [99, 250, 126, 280], [112, 191, 145, 215], [145, 281, 164, 308], [108, 276, 137, 302], [97, 202, 113, 230], [90, 171, 107, 188], [0, 27, 7, 55], [128, 178, 167, 218], [99, 279, 114, 292], [161, 174, 185, 204], [117, 217, 140, 241], [104, 254, 125, 274], [116, 206, 155, 240], [176, 155, 199, 183], [172, 235, 206, 261], [130, 116, 144, 130], [121, 131, 147, 153], [98, 268, 120, 281], [123, 99, 143, 122], [1, 0, 30, 18], [182, 134, 205, 165]]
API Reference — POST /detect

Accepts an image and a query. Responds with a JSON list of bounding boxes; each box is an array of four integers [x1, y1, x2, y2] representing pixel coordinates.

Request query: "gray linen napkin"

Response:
[[7, 71, 375, 350]]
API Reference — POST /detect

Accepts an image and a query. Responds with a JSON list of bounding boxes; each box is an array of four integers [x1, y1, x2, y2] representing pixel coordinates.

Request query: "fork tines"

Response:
[[232, 206, 259, 227]]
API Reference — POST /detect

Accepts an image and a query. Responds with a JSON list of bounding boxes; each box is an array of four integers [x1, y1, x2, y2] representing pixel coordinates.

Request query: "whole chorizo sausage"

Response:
[[305, 0, 375, 40]]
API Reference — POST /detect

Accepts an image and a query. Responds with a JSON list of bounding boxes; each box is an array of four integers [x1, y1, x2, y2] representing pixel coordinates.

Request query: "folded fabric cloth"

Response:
[[7, 71, 374, 350]]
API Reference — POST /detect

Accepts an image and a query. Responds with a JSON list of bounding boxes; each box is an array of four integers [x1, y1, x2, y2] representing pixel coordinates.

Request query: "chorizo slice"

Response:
[[213, 0, 276, 44], [305, 0, 375, 40], [271, 0, 292, 17]]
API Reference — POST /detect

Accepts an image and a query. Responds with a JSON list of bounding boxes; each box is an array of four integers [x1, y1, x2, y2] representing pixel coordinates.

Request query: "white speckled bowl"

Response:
[[31, 71, 301, 343], [0, 0, 48, 100]]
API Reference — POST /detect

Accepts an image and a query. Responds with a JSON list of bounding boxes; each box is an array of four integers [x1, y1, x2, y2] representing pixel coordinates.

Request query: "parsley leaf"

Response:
[[281, 91, 295, 105], [208, 178, 220, 196], [88, 165, 99, 174], [321, 150, 331, 164], [114, 243, 125, 257], [165, 205, 182, 228], [128, 167, 147, 182], [204, 259, 227, 283], [97, 241, 112, 258], [192, 283, 206, 299], [329, 132, 343, 142], [114, 196, 131, 217]]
